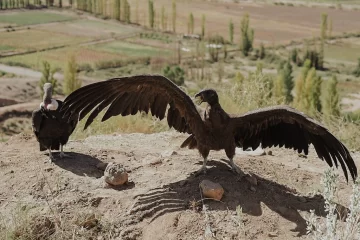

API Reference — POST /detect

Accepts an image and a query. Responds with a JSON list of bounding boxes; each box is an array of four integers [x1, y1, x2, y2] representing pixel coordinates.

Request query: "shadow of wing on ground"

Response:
[[128, 160, 348, 236], [51, 152, 105, 178]]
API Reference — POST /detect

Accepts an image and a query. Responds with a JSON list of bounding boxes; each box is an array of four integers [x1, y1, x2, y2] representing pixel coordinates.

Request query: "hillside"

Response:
[[1, 131, 359, 239]]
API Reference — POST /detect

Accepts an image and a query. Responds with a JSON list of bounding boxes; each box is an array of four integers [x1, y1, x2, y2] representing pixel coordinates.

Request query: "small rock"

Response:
[[96, 162, 108, 171], [267, 150, 273, 156], [268, 231, 278, 237], [150, 159, 162, 166], [10, 170, 14, 174], [161, 150, 177, 158], [298, 196, 307, 203], [199, 180, 224, 201], [104, 163, 128, 186], [250, 186, 256, 192], [44, 167, 53, 172], [90, 197, 103, 207]]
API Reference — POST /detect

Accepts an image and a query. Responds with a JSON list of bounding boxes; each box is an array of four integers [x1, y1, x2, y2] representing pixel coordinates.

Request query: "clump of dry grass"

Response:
[[0, 205, 57, 240], [307, 169, 360, 239]]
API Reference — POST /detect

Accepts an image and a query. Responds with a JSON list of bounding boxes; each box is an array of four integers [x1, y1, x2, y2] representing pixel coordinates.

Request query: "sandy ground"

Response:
[[0, 131, 359, 239]]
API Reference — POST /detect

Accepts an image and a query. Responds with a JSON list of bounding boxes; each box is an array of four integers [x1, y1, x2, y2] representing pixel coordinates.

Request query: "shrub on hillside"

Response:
[[163, 65, 185, 86]]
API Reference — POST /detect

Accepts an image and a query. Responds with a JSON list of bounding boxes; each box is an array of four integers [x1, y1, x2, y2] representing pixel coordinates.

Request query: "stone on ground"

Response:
[[104, 162, 128, 186], [199, 179, 224, 201]]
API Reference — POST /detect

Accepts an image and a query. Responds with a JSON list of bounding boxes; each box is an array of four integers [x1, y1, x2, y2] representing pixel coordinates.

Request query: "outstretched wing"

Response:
[[61, 75, 205, 136], [230, 105, 357, 182]]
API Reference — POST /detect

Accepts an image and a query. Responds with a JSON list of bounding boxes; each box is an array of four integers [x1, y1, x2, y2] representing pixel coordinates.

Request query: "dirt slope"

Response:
[[0, 131, 359, 239]]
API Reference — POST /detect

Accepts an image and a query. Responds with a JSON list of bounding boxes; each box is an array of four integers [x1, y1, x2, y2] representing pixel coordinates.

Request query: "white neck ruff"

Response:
[[40, 99, 58, 111]]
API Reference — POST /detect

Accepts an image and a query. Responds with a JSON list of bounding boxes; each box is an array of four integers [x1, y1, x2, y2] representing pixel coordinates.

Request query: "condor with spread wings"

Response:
[[61, 75, 357, 182]]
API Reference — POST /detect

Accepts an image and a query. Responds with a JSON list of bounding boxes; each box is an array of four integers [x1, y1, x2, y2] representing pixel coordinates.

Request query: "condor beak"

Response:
[[194, 93, 203, 105]]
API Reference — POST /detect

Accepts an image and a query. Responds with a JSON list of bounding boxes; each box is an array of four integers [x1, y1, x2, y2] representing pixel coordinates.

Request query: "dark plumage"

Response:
[[32, 83, 77, 161], [60, 75, 357, 182]]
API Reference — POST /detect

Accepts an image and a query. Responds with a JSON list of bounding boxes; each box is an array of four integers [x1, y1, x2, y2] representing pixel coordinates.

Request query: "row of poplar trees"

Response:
[[0, 0, 65, 8], [271, 58, 340, 117]]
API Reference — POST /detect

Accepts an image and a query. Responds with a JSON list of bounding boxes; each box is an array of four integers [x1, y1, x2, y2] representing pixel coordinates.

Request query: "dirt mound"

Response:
[[0, 132, 358, 239]]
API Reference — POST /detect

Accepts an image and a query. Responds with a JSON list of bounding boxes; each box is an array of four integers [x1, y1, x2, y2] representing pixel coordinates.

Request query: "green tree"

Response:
[[240, 13, 254, 56], [323, 75, 340, 117], [229, 18, 234, 44], [273, 71, 285, 103], [0, 0, 3, 9], [275, 61, 294, 103], [172, 0, 176, 32], [87, 0, 92, 13], [148, 0, 155, 28], [319, 13, 328, 69], [259, 43, 265, 59], [294, 59, 311, 109], [201, 14, 205, 38], [124, 0, 130, 23], [282, 61, 294, 103], [188, 12, 194, 34], [161, 5, 166, 30], [303, 47, 320, 69], [353, 58, 360, 77], [98, 0, 103, 14], [63, 54, 81, 96], [307, 68, 322, 113], [114, 0, 120, 20], [103, 0, 107, 16], [208, 35, 225, 62], [135, 0, 139, 24], [39, 61, 57, 97], [163, 65, 185, 86]]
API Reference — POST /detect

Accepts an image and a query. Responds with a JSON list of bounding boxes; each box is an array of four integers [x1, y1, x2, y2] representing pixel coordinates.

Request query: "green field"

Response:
[[72, 19, 141, 35], [0, 39, 174, 70], [0, 46, 122, 70], [0, 29, 89, 53], [325, 43, 360, 63], [36, 19, 142, 38], [90, 41, 172, 58], [0, 45, 15, 52], [0, 12, 77, 26]]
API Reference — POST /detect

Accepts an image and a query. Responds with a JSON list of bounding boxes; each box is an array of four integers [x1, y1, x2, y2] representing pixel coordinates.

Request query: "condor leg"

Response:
[[60, 145, 71, 159], [226, 146, 246, 178], [193, 148, 210, 176], [48, 149, 55, 162]]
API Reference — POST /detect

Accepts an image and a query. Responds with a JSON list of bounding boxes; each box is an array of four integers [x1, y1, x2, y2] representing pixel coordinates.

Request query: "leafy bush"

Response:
[[353, 58, 360, 77], [78, 63, 93, 73], [38, 61, 57, 97], [63, 54, 81, 96], [306, 169, 360, 239], [94, 57, 150, 70], [163, 65, 185, 86]]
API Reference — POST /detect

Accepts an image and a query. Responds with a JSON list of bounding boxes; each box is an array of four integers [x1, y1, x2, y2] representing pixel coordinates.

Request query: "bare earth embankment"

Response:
[[1, 131, 359, 239]]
